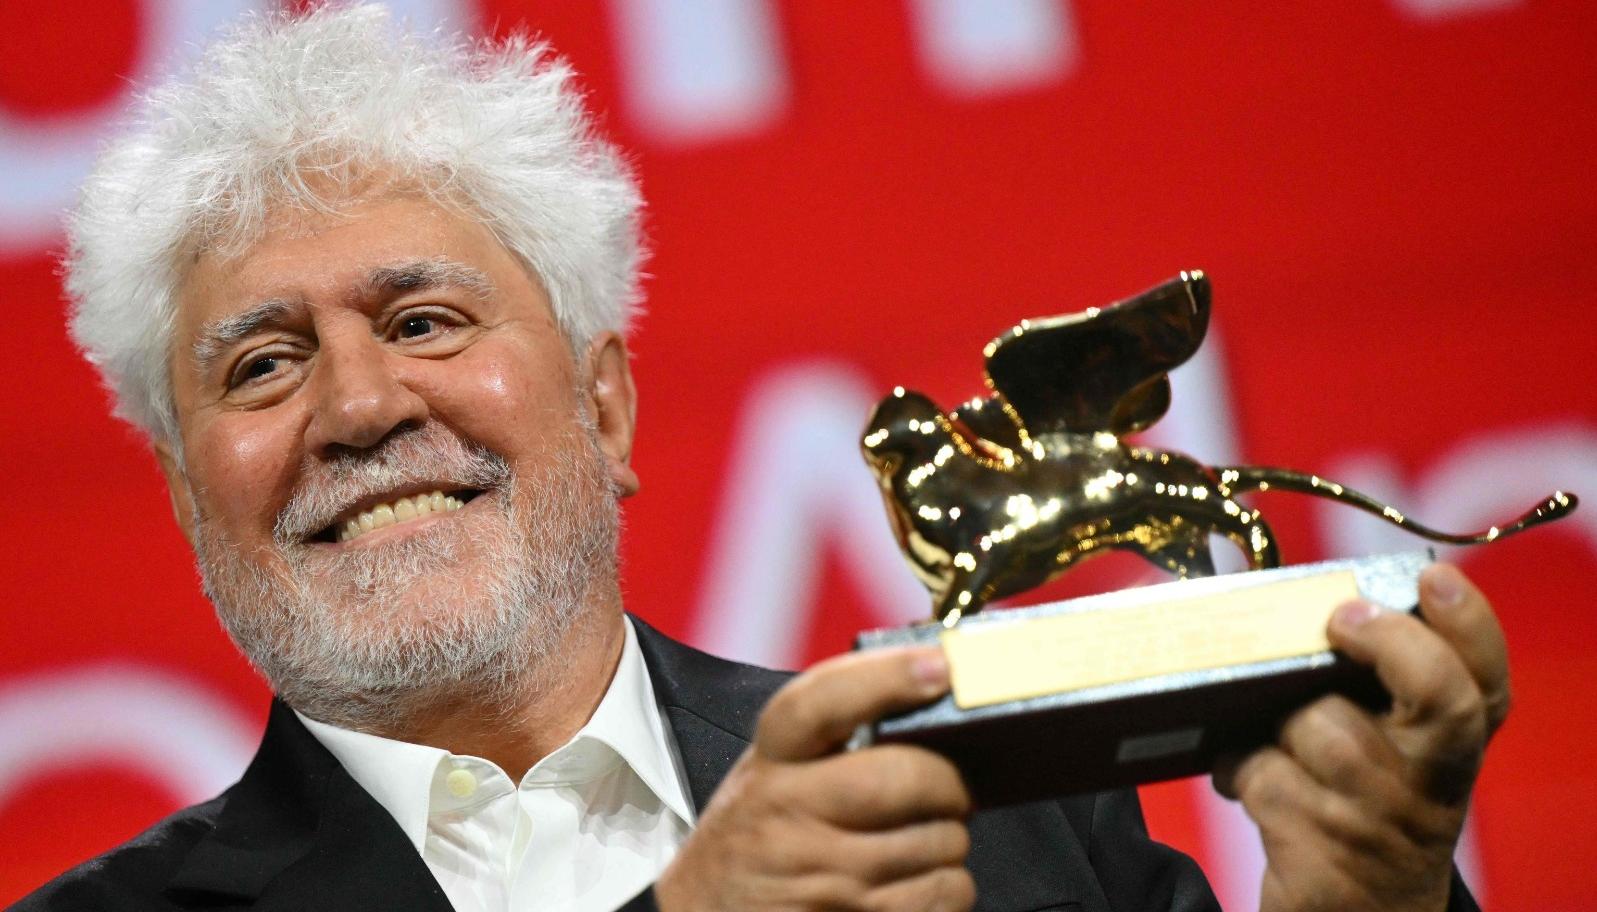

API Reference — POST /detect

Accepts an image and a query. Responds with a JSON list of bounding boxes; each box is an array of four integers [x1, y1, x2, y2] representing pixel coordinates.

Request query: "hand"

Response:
[[654, 647, 976, 912], [1216, 563, 1510, 912]]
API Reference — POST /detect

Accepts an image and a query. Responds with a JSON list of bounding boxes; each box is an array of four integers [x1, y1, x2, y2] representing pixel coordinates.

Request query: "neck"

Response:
[[362, 604, 627, 779]]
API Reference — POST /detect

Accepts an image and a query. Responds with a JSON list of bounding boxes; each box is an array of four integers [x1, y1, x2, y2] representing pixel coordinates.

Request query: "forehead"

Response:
[[175, 193, 539, 329]]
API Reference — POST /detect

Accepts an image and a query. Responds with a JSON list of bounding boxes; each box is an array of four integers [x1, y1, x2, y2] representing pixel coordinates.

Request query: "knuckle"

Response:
[[869, 747, 968, 816], [1315, 791, 1388, 853], [754, 686, 800, 747], [762, 766, 818, 818], [1486, 682, 1513, 732], [765, 675, 805, 716], [764, 664, 843, 733], [777, 684, 821, 732], [1392, 658, 1460, 725], [783, 708, 834, 757], [1317, 724, 1367, 783], [874, 744, 921, 785], [845, 755, 901, 813], [1438, 686, 1489, 744], [1300, 699, 1375, 767], [1238, 755, 1294, 816]]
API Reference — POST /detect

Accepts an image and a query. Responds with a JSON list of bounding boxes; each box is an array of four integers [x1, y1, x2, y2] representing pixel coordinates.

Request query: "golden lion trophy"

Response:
[[852, 271, 1577, 805]]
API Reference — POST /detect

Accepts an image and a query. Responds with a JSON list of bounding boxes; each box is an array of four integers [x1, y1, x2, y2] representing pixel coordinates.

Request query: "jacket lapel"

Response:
[[630, 614, 789, 811], [167, 700, 451, 911]]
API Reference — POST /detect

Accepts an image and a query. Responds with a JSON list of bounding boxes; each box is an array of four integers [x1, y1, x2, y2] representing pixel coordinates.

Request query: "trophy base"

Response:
[[853, 551, 1431, 807]]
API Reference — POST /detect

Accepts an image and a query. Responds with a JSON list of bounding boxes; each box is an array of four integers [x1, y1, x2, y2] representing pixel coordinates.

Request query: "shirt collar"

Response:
[[575, 615, 697, 825], [296, 707, 443, 853], [296, 616, 695, 855]]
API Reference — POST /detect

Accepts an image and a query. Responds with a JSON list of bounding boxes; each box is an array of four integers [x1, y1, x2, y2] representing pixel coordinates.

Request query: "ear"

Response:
[[153, 439, 199, 548], [581, 331, 641, 497]]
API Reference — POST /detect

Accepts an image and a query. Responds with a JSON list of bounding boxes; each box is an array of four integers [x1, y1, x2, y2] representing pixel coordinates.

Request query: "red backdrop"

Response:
[[3, 2, 1594, 908]]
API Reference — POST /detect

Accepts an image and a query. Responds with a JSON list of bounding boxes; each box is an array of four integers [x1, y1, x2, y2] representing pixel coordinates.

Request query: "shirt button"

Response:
[[445, 767, 478, 799]]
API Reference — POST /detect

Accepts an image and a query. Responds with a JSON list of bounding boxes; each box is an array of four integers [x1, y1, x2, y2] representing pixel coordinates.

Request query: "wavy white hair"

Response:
[[64, 3, 644, 443]]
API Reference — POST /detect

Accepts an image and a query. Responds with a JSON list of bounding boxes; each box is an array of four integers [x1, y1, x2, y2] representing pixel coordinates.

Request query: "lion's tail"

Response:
[[1217, 465, 1578, 545]]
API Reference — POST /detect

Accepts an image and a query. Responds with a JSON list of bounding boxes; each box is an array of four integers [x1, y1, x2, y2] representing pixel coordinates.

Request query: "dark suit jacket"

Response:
[[14, 619, 1476, 911]]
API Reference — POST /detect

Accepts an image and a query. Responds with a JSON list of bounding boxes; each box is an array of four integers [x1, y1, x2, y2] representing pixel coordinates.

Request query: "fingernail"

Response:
[[1424, 564, 1466, 607], [912, 650, 950, 690], [1333, 600, 1380, 630]]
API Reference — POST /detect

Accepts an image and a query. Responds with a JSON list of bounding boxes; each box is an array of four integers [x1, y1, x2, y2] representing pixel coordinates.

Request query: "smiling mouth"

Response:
[[316, 488, 487, 543]]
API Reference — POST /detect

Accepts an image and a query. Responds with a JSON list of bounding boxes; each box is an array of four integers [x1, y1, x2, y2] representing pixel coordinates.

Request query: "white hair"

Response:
[[64, 3, 645, 443]]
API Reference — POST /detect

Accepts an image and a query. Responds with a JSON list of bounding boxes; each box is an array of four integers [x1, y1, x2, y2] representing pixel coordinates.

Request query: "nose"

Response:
[[303, 330, 429, 456]]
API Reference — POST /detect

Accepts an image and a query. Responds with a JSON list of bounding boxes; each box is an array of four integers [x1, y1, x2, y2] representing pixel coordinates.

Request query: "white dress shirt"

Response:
[[298, 618, 696, 912]]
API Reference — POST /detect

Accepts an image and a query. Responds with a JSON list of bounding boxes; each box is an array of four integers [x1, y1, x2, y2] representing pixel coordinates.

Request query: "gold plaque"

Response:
[[943, 571, 1358, 709]]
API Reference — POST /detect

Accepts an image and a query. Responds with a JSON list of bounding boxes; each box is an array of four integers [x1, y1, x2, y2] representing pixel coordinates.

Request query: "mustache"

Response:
[[273, 427, 512, 544]]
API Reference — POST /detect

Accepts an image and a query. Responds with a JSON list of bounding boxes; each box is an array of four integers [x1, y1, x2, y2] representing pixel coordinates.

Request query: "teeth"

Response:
[[334, 490, 465, 544]]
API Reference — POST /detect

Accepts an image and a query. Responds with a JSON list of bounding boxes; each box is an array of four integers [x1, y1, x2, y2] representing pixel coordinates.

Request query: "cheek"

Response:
[[187, 418, 300, 529], [425, 343, 580, 452]]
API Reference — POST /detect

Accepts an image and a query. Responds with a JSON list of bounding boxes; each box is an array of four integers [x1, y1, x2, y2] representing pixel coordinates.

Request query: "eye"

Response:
[[387, 308, 465, 345], [231, 354, 283, 387], [397, 315, 436, 339], [244, 356, 279, 379]]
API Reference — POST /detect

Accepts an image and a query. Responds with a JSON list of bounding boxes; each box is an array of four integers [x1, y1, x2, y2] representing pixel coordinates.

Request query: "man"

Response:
[[21, 6, 1504, 911]]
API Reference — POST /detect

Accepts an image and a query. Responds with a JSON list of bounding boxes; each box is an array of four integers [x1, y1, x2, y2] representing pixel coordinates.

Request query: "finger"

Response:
[[833, 820, 970, 884], [1278, 694, 1416, 820], [1235, 746, 1404, 860], [1416, 563, 1512, 734], [1327, 602, 1487, 804], [804, 744, 971, 827], [862, 865, 976, 912], [1232, 746, 1304, 829], [756, 647, 950, 762]]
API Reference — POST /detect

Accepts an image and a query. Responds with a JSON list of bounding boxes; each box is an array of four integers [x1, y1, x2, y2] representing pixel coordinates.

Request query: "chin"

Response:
[[193, 427, 621, 729], [196, 503, 614, 731]]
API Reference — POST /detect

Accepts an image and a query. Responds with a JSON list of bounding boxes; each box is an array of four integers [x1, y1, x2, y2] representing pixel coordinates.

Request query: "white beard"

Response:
[[191, 421, 620, 732]]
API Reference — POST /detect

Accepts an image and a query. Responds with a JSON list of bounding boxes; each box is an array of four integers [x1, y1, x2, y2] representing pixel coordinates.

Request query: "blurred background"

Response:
[[2, 0, 1593, 907]]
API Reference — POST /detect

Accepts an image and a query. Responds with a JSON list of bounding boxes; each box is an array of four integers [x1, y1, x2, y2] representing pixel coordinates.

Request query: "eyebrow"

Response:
[[360, 257, 495, 302], [192, 297, 302, 372], [190, 258, 496, 373]]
